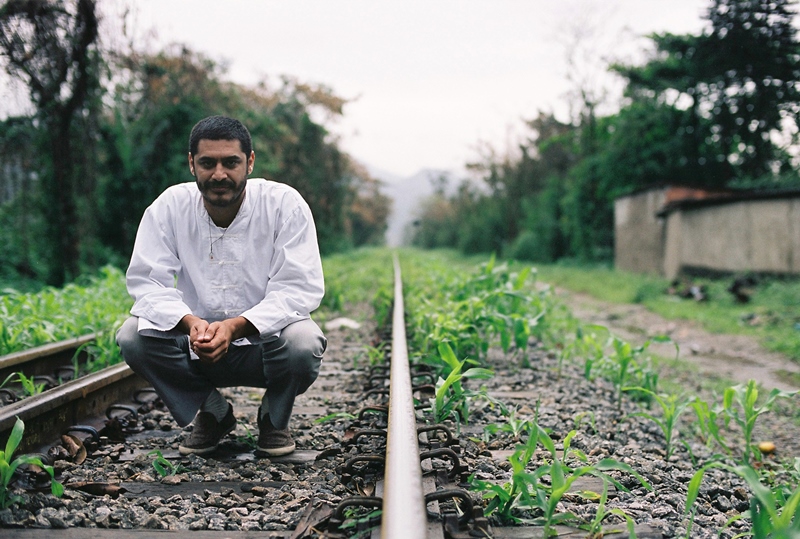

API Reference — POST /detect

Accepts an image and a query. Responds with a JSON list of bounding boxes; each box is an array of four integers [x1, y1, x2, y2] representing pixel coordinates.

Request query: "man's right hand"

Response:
[[177, 314, 219, 363]]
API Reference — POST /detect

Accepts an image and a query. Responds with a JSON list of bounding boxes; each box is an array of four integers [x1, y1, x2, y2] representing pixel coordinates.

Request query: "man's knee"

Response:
[[279, 319, 326, 375], [116, 316, 183, 371], [116, 317, 142, 367]]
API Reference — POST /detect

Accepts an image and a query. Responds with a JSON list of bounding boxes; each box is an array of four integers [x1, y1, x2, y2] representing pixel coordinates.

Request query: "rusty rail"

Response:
[[0, 332, 98, 382], [0, 362, 149, 453]]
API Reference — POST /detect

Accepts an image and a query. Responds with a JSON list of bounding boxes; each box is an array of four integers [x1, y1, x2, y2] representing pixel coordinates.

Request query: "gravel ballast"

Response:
[[2, 312, 799, 538]]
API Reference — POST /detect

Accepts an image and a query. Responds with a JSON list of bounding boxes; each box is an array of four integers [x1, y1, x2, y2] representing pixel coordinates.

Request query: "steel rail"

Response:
[[381, 255, 428, 538], [0, 332, 98, 382], [0, 363, 149, 453]]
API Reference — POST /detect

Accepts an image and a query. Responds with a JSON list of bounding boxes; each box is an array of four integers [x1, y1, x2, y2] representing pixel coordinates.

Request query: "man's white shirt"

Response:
[[126, 178, 324, 347]]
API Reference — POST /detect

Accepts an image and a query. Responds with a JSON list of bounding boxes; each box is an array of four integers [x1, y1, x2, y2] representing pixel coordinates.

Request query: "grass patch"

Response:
[[317, 247, 394, 322], [533, 262, 800, 363]]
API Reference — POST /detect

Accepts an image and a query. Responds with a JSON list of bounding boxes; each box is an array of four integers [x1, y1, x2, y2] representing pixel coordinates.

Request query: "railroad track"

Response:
[[0, 257, 494, 539], [0, 258, 664, 538], [0, 332, 152, 453]]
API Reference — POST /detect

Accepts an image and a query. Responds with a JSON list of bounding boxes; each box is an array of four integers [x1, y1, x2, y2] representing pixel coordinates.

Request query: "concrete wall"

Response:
[[664, 198, 800, 279], [614, 188, 667, 274], [663, 210, 682, 280]]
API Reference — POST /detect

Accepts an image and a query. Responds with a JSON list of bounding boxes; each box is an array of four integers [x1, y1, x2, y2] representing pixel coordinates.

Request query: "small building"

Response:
[[614, 185, 800, 279]]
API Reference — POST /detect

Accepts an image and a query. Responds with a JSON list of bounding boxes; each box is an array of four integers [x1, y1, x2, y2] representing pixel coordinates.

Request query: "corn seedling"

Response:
[[470, 421, 544, 524], [690, 396, 731, 456], [581, 481, 638, 538], [362, 343, 387, 367], [529, 427, 651, 537], [624, 387, 693, 459], [723, 380, 796, 464], [687, 462, 800, 538], [0, 417, 64, 508], [570, 324, 610, 381], [482, 404, 536, 442], [572, 411, 598, 434], [429, 342, 494, 426], [605, 336, 665, 409], [471, 421, 651, 536]]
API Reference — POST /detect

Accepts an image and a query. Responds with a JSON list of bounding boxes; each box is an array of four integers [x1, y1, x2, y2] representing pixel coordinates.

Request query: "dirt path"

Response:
[[554, 288, 800, 392]]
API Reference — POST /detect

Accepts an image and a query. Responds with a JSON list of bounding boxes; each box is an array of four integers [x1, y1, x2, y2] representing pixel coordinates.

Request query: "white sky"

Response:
[[117, 2, 706, 176]]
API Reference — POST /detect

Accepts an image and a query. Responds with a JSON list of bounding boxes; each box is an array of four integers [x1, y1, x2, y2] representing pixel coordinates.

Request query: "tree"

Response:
[[703, 0, 800, 178], [614, 0, 800, 185], [0, 116, 42, 280], [347, 161, 391, 247], [0, 0, 101, 285], [97, 46, 231, 259], [99, 47, 385, 260]]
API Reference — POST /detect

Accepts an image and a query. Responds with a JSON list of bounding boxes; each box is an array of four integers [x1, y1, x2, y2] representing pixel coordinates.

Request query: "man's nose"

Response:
[[211, 163, 227, 180]]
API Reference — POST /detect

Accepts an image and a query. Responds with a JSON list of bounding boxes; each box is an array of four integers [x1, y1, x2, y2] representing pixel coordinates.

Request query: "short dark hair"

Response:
[[188, 116, 253, 157]]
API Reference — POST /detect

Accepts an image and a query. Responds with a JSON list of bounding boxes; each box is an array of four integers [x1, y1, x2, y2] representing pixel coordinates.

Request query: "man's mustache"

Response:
[[200, 179, 236, 190]]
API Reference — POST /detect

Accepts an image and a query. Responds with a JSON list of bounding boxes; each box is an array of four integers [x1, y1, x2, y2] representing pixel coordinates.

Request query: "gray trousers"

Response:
[[116, 317, 326, 428]]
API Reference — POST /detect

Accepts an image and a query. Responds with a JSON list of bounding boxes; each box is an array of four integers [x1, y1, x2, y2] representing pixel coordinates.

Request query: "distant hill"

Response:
[[367, 166, 457, 247]]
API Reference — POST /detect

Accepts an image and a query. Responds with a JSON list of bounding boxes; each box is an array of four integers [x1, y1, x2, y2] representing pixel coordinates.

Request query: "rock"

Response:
[[325, 318, 361, 330]]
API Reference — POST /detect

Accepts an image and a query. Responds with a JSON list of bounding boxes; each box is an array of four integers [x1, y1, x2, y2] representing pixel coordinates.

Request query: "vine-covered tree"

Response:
[[0, 0, 101, 285]]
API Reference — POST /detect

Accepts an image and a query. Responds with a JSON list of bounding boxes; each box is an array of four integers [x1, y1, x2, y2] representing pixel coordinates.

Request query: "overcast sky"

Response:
[[121, 1, 707, 177]]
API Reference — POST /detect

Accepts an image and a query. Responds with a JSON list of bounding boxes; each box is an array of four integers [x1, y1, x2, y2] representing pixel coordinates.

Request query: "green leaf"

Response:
[[513, 267, 531, 291], [5, 417, 23, 459], [437, 342, 461, 371], [594, 459, 652, 491], [723, 387, 734, 410], [461, 368, 494, 379], [685, 466, 709, 516]]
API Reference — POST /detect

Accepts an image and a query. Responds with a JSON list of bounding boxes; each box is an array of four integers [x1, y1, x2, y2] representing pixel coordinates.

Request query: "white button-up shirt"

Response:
[[126, 178, 324, 345]]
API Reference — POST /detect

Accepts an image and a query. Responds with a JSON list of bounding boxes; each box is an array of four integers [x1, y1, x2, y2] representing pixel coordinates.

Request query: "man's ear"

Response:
[[188, 153, 195, 175], [247, 151, 255, 174]]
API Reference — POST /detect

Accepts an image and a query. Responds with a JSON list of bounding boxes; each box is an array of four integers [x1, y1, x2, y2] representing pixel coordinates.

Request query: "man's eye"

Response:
[[222, 159, 241, 168]]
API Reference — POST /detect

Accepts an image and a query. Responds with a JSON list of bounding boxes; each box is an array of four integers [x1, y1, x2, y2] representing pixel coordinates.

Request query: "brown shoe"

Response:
[[257, 415, 295, 456], [178, 404, 236, 455]]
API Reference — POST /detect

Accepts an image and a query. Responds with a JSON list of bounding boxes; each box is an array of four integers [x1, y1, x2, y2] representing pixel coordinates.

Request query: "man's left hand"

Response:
[[191, 316, 257, 364], [191, 321, 234, 363]]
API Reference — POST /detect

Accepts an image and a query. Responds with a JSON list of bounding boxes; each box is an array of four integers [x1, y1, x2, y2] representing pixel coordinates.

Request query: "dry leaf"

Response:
[[61, 434, 87, 465]]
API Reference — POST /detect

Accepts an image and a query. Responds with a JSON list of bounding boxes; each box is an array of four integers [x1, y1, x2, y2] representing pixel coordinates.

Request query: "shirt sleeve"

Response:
[[126, 201, 193, 336], [240, 195, 325, 341]]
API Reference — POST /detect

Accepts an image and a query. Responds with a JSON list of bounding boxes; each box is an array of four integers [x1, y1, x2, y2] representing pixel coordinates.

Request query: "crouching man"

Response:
[[117, 115, 326, 456]]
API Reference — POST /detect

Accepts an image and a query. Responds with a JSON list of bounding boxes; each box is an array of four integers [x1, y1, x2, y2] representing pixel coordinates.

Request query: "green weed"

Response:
[[0, 417, 63, 508], [315, 412, 357, 424], [147, 450, 187, 477]]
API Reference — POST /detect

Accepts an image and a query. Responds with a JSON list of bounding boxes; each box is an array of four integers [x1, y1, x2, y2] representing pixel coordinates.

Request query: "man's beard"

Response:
[[197, 178, 246, 208]]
